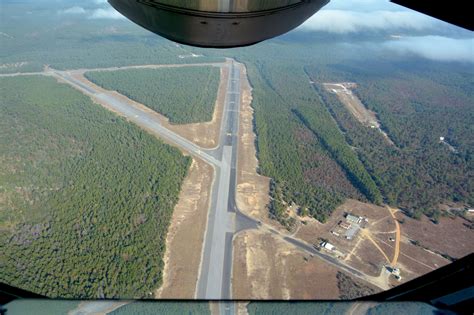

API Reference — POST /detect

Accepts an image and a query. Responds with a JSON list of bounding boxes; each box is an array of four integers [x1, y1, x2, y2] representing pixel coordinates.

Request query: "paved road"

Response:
[[51, 62, 253, 303], [40, 63, 382, 311], [51, 71, 221, 167], [68, 301, 129, 315], [196, 62, 258, 301]]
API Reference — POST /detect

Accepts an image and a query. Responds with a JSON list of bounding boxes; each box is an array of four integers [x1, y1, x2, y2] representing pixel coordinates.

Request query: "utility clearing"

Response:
[[323, 83, 394, 145]]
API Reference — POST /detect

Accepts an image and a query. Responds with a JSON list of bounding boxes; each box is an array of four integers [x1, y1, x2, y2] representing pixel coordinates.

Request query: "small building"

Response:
[[440, 136, 445, 141], [346, 214, 362, 224], [345, 224, 360, 240], [339, 222, 351, 230], [321, 242, 335, 251]]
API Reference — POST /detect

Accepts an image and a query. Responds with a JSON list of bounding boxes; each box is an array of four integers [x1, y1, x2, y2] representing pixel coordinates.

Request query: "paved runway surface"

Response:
[[51, 62, 254, 302], [44, 62, 378, 313]]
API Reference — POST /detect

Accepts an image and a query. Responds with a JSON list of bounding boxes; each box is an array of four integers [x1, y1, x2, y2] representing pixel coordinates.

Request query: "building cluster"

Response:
[[331, 213, 368, 240]]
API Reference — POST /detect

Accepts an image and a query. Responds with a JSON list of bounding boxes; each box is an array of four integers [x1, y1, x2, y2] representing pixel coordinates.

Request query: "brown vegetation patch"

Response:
[[395, 239, 450, 282], [396, 212, 474, 259], [296, 199, 390, 247], [295, 127, 362, 198], [337, 272, 377, 299], [346, 238, 386, 277]]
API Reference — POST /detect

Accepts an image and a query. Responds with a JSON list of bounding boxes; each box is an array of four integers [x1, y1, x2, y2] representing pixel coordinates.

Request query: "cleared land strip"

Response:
[[65, 62, 225, 73], [0, 62, 226, 78], [323, 82, 394, 145], [7, 62, 393, 298]]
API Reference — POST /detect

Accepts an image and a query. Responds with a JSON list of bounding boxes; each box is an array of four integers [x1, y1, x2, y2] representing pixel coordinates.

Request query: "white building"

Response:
[[321, 242, 335, 251]]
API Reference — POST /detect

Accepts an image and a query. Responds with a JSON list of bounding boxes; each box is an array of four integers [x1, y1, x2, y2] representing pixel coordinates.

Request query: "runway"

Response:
[[50, 61, 254, 302], [46, 61, 374, 308]]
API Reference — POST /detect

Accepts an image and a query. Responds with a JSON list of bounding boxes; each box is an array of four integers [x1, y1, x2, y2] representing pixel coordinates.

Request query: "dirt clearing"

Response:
[[155, 158, 213, 298], [323, 83, 394, 145], [235, 63, 271, 224], [232, 229, 340, 299]]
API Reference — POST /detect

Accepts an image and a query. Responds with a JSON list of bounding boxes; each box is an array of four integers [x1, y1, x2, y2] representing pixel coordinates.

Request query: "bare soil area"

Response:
[[232, 230, 340, 299], [395, 212, 474, 259], [296, 199, 392, 249], [324, 83, 378, 128], [395, 239, 450, 282], [155, 159, 213, 298], [296, 200, 397, 285], [235, 64, 271, 223], [295, 198, 470, 288]]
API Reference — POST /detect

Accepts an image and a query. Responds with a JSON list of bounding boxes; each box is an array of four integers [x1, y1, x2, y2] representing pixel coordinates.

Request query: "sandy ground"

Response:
[[235, 64, 271, 224], [324, 83, 379, 128], [232, 230, 340, 299], [233, 67, 341, 299], [70, 62, 229, 149], [236, 302, 249, 315], [155, 159, 213, 298], [295, 200, 397, 286]]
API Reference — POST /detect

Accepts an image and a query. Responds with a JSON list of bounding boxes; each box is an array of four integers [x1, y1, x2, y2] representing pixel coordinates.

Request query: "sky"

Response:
[[57, 0, 124, 20], [299, 0, 474, 63], [53, 0, 474, 63]]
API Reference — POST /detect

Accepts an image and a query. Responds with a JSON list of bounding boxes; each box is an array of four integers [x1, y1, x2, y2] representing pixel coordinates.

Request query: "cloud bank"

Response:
[[58, 6, 124, 19], [383, 36, 474, 63], [57, 0, 123, 19], [301, 10, 436, 33], [59, 6, 86, 15], [89, 8, 124, 19]]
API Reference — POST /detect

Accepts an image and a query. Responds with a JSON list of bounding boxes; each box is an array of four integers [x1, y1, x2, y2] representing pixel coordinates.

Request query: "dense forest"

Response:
[[0, 2, 223, 73], [1, 1, 473, 299], [109, 302, 211, 315], [85, 66, 220, 124], [247, 302, 351, 315], [0, 76, 190, 298], [306, 60, 474, 219], [241, 59, 381, 226], [219, 41, 472, 224]]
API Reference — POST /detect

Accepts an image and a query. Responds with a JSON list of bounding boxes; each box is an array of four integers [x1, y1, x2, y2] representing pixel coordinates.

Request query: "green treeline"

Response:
[[0, 76, 190, 298], [85, 67, 220, 124], [109, 301, 211, 315], [306, 60, 473, 218], [246, 60, 375, 225], [1, 2, 224, 74]]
